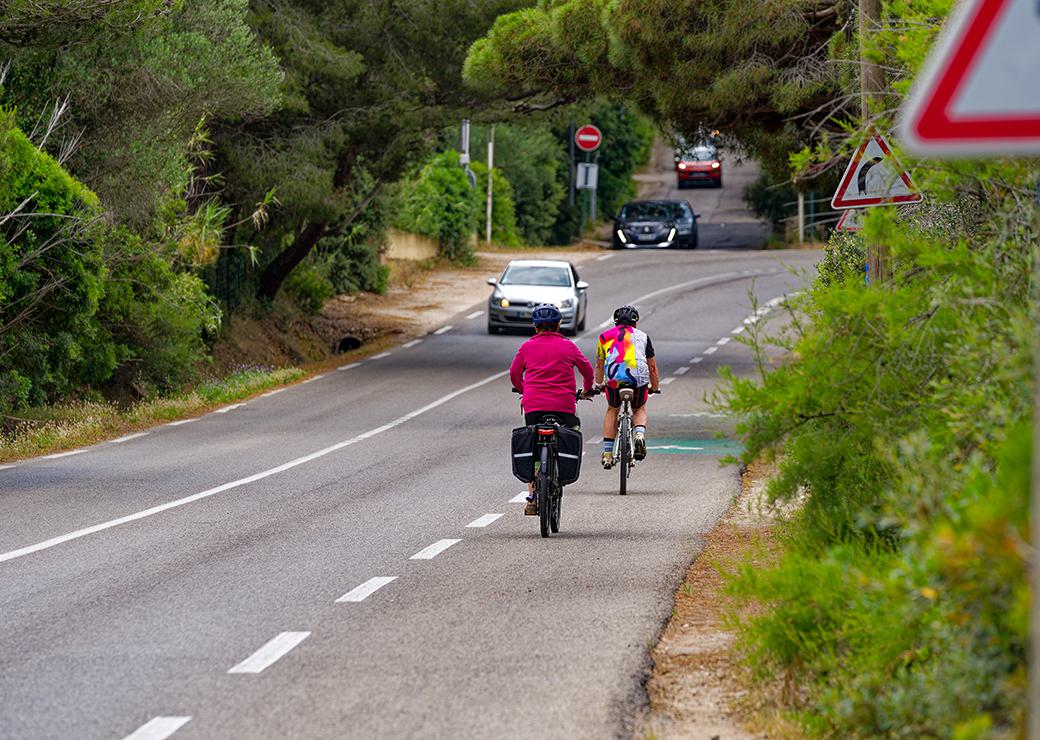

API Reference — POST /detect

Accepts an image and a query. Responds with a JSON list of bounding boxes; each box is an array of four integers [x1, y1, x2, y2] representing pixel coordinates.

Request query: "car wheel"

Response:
[[577, 313, 586, 332], [487, 322, 500, 335], [691, 232, 699, 249], [715, 177, 723, 189]]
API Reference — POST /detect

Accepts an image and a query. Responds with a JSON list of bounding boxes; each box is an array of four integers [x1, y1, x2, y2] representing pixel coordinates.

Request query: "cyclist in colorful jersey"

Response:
[[509, 303, 596, 515], [595, 304, 660, 468]]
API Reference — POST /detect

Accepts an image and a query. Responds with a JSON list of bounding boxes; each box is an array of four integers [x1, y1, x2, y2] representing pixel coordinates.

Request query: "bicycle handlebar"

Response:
[[511, 387, 600, 401]]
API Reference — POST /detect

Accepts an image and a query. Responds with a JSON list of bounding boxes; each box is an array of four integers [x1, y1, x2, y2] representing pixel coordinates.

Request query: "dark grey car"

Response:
[[612, 200, 699, 249]]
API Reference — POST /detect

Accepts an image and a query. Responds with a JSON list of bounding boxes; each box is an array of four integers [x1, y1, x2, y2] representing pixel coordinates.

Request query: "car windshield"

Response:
[[619, 203, 672, 221], [683, 146, 717, 161], [500, 265, 572, 287], [661, 202, 693, 219]]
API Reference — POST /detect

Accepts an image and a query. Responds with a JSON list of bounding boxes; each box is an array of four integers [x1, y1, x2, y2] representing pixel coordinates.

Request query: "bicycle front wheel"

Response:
[[618, 424, 629, 496]]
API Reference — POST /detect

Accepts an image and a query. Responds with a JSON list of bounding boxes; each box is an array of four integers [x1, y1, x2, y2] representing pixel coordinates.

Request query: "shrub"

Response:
[[283, 262, 335, 314], [397, 150, 480, 262], [471, 160, 521, 247]]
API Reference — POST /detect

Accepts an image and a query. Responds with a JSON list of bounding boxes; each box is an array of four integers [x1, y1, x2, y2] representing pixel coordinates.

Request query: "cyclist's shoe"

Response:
[[601, 451, 614, 469], [524, 494, 538, 516], [634, 432, 647, 460]]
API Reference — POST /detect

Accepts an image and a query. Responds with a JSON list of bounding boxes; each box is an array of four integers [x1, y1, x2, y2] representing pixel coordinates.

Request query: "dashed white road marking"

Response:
[[402, 339, 423, 348], [731, 326, 745, 335], [311, 374, 326, 381], [336, 576, 398, 603], [110, 432, 149, 445], [510, 492, 528, 503], [433, 325, 453, 335], [410, 539, 461, 560], [670, 412, 727, 418], [370, 352, 392, 360], [259, 388, 286, 397], [228, 632, 310, 674], [675, 366, 689, 376], [214, 403, 244, 414], [41, 449, 87, 460], [0, 369, 509, 565], [465, 310, 483, 320], [660, 377, 676, 386], [648, 444, 705, 451], [596, 253, 614, 261], [122, 716, 192, 740], [690, 357, 704, 364], [466, 513, 503, 528], [337, 362, 361, 371], [716, 337, 731, 346], [0, 464, 15, 471], [703, 346, 718, 355], [166, 418, 199, 426], [586, 438, 600, 445]]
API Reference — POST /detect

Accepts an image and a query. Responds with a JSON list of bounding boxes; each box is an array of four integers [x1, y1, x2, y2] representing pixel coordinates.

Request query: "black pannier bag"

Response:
[[555, 425, 583, 485], [511, 425, 537, 483]]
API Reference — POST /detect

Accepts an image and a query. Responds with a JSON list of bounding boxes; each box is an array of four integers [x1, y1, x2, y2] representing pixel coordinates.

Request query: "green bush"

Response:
[[471, 160, 521, 247], [397, 150, 480, 262], [283, 262, 335, 314]]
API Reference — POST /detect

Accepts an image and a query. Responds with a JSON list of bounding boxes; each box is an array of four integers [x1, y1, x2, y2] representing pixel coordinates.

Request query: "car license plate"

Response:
[[638, 233, 655, 241]]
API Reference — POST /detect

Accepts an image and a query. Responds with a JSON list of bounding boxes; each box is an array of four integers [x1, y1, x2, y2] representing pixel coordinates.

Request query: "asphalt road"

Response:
[[0, 243, 818, 740]]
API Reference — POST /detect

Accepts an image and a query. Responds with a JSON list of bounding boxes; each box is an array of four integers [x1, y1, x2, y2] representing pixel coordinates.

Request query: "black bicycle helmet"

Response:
[[613, 304, 639, 326], [531, 303, 562, 325]]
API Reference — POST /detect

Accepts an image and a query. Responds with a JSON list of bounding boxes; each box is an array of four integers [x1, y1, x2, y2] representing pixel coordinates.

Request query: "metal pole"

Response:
[[797, 191, 805, 243], [860, 0, 886, 283], [808, 190, 816, 241], [589, 151, 597, 223], [485, 125, 494, 245]]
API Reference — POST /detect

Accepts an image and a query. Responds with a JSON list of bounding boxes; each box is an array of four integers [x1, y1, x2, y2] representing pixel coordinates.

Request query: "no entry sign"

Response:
[[575, 124, 602, 152], [900, 0, 1040, 155]]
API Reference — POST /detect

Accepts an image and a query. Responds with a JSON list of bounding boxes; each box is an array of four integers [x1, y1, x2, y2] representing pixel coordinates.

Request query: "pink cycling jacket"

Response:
[[509, 331, 595, 415]]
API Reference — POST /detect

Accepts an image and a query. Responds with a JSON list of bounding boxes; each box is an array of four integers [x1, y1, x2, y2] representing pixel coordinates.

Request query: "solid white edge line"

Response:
[[466, 513, 503, 528], [122, 716, 192, 740], [409, 539, 461, 560], [660, 377, 676, 385], [690, 357, 704, 364], [260, 388, 286, 397], [433, 325, 453, 335], [465, 310, 483, 320], [402, 340, 422, 348], [337, 362, 361, 371], [110, 432, 149, 445], [703, 346, 718, 355], [336, 576, 398, 603], [214, 403, 244, 413], [675, 366, 689, 376], [0, 370, 509, 565], [0, 464, 15, 471], [41, 449, 87, 460], [167, 418, 199, 426], [311, 374, 326, 381], [228, 632, 310, 674], [370, 352, 392, 360], [509, 492, 528, 503]]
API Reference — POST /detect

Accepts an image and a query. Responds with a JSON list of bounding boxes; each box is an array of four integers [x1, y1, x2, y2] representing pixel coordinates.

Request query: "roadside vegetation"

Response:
[[0, 1, 650, 450], [467, 1, 1032, 736]]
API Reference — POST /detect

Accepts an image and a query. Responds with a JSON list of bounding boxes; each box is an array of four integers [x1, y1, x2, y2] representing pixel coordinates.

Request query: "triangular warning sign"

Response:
[[835, 209, 865, 232], [900, 0, 1040, 155], [830, 129, 923, 209]]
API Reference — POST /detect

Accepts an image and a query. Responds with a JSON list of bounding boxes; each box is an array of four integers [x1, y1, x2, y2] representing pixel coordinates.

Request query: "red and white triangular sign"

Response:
[[830, 129, 923, 209], [835, 209, 865, 232], [900, 0, 1040, 156]]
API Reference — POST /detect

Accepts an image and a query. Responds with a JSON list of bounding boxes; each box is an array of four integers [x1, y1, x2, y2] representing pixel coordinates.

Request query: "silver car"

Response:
[[486, 259, 589, 336]]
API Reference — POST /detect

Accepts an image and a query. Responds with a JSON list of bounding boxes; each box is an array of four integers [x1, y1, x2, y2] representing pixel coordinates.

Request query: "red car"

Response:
[[675, 144, 722, 188]]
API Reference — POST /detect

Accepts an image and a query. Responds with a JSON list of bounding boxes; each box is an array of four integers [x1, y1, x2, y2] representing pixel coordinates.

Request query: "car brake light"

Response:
[[711, 161, 721, 169]]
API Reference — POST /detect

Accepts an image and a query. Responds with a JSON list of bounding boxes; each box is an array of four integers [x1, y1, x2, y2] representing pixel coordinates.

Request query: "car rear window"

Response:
[[500, 266, 572, 287], [619, 203, 671, 220]]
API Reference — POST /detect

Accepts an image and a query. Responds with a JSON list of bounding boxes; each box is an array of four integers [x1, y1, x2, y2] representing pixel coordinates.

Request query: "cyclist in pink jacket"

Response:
[[509, 304, 595, 514]]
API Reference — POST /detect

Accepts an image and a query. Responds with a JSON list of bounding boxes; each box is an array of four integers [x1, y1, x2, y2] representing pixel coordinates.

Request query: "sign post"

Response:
[[574, 125, 603, 234], [899, 3, 1040, 736]]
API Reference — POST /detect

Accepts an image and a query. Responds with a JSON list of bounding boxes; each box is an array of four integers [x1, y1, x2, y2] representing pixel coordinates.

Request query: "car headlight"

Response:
[[559, 298, 575, 309], [678, 162, 687, 170], [668, 227, 677, 241], [492, 291, 509, 308], [616, 229, 628, 244]]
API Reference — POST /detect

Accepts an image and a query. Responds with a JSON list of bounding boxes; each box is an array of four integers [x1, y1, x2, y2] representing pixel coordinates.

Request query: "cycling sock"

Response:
[[634, 425, 646, 436], [603, 438, 614, 452]]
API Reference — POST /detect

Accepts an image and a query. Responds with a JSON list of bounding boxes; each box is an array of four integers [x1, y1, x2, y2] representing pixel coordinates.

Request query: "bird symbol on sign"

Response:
[[858, 157, 884, 194]]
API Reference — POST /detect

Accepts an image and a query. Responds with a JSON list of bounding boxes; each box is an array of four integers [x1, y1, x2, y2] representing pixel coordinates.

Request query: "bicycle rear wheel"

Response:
[[538, 447, 551, 538], [618, 422, 629, 496], [550, 482, 562, 533]]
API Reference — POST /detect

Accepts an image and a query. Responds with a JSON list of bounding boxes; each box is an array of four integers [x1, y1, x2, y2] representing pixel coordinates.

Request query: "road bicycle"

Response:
[[512, 388, 598, 538], [607, 384, 661, 496]]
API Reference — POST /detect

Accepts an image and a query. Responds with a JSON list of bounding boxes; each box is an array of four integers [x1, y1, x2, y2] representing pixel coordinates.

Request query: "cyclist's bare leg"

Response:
[[633, 406, 648, 429], [603, 406, 619, 439]]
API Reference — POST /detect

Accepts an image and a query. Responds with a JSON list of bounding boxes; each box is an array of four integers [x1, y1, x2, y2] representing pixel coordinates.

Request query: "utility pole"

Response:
[[859, 0, 886, 283], [485, 125, 494, 245], [568, 121, 576, 207], [797, 191, 805, 243]]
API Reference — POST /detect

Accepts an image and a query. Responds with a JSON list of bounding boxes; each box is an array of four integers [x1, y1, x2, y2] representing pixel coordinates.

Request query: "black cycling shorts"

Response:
[[524, 410, 581, 430], [605, 384, 649, 409]]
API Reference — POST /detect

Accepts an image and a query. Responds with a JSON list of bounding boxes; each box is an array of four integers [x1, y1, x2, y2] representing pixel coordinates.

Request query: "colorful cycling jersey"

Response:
[[597, 325, 654, 388]]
